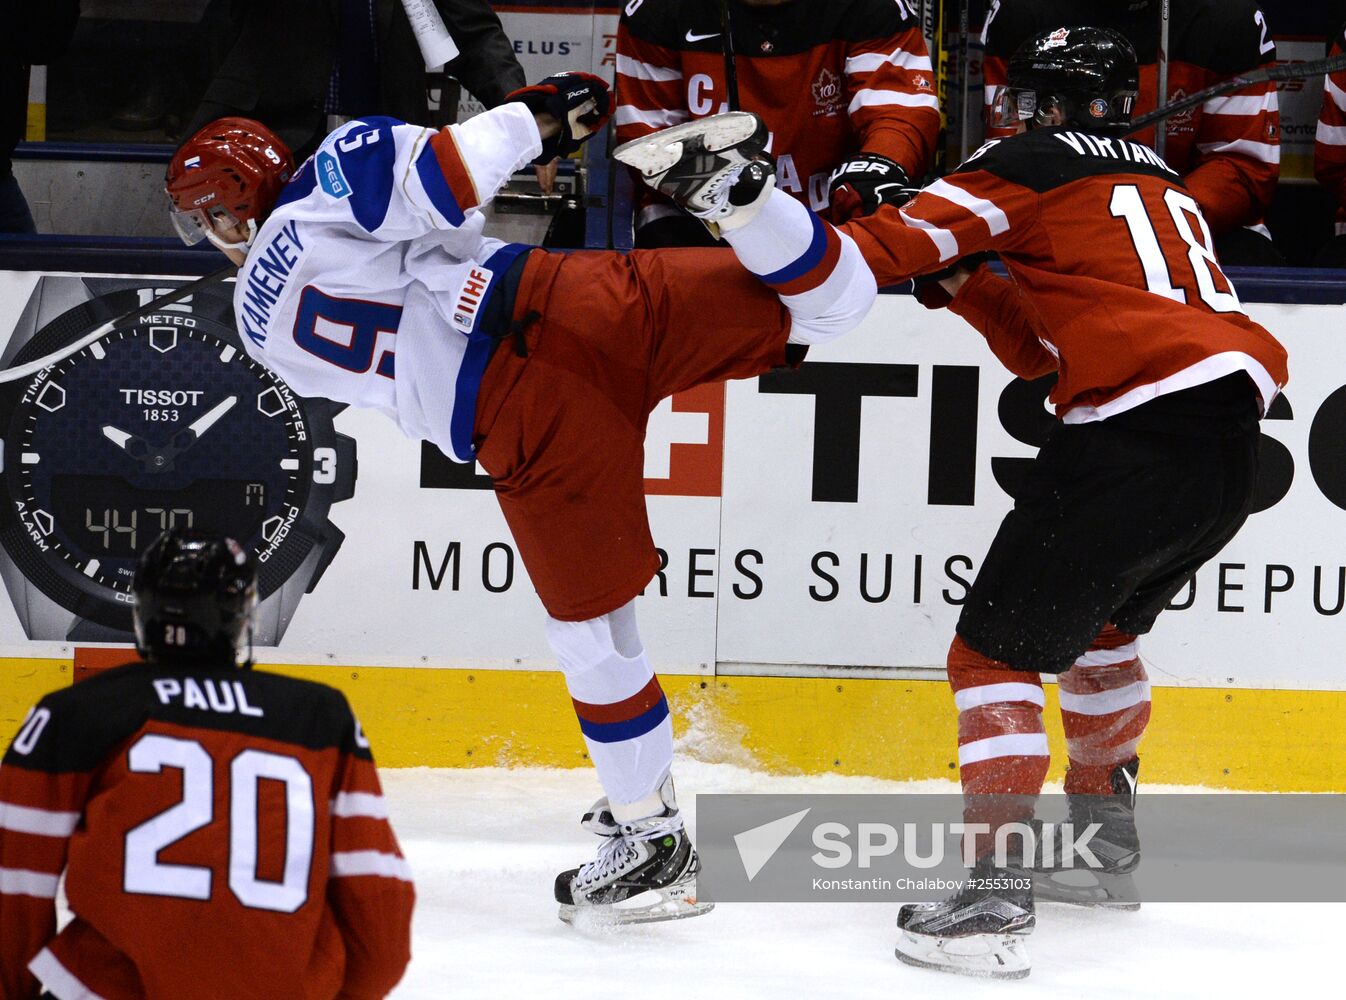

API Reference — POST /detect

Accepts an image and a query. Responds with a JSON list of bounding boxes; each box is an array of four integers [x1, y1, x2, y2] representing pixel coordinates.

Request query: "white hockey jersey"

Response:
[[232, 103, 544, 462]]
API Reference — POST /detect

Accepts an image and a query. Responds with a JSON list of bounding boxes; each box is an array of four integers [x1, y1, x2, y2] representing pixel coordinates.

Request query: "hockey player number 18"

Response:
[[1109, 184, 1243, 315], [123, 733, 315, 913]]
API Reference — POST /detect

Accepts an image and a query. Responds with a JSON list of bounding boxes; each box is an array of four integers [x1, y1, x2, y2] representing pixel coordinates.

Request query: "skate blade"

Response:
[[559, 888, 715, 927], [1034, 869, 1141, 911], [612, 112, 761, 175], [895, 929, 1031, 981]]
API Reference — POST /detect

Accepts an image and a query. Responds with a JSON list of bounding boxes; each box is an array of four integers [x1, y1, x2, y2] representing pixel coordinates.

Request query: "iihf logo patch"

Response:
[[1089, 98, 1109, 118], [184, 156, 201, 170], [451, 265, 495, 333]]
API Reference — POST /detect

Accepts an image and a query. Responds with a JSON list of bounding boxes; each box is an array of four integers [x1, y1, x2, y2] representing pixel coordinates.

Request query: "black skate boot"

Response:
[[895, 856, 1035, 980], [1031, 757, 1141, 910], [555, 774, 713, 925], [612, 111, 776, 234]]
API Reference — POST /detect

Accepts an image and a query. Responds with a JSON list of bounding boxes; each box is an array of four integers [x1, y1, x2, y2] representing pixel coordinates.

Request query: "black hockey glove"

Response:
[[507, 72, 612, 165], [827, 153, 917, 223]]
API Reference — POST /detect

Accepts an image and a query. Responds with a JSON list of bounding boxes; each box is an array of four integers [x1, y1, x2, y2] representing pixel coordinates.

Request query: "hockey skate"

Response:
[[612, 111, 776, 233], [1030, 758, 1142, 910], [555, 775, 713, 925], [895, 858, 1035, 980]]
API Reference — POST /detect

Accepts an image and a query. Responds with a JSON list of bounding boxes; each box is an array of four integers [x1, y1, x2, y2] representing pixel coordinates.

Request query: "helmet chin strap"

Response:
[[204, 218, 258, 256]]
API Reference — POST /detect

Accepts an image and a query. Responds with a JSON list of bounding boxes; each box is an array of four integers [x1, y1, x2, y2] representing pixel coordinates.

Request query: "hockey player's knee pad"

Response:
[[947, 635, 1049, 792], [1059, 630, 1150, 766], [545, 602, 654, 703]]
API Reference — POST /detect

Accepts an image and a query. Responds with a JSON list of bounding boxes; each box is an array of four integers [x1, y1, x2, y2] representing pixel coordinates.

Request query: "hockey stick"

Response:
[[1128, 52, 1346, 136], [1155, 0, 1170, 156], [718, 0, 741, 111], [0, 263, 237, 385]]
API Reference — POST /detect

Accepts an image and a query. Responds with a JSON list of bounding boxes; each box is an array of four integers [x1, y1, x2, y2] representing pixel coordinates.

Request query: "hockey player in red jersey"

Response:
[[1315, 24, 1346, 265], [982, 0, 1282, 264], [0, 529, 414, 999], [164, 72, 876, 925], [833, 26, 1284, 977], [615, 0, 940, 245]]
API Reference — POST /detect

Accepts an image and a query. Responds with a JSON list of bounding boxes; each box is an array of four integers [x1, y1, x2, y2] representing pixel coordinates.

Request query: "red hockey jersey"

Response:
[[615, 0, 940, 223], [981, 0, 1280, 236], [1315, 27, 1346, 232], [0, 663, 413, 1000], [843, 126, 1288, 422]]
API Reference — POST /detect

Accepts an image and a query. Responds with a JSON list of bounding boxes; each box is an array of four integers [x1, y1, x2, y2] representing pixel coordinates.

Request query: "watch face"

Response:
[[0, 280, 327, 633]]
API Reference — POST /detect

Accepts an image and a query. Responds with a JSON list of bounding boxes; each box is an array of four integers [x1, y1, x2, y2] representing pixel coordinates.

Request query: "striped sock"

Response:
[[948, 634, 1050, 859], [1060, 626, 1150, 795], [546, 611, 673, 811]]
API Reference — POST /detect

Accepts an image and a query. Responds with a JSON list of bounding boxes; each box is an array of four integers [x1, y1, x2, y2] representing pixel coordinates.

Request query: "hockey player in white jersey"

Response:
[[165, 72, 877, 925]]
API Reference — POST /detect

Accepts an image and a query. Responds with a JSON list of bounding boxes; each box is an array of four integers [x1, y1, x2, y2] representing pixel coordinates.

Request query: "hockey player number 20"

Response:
[[1109, 184, 1243, 315], [123, 734, 315, 913]]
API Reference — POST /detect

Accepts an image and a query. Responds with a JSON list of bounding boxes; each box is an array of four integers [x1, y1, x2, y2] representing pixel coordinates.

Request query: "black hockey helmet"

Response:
[[990, 26, 1139, 133], [133, 529, 258, 668]]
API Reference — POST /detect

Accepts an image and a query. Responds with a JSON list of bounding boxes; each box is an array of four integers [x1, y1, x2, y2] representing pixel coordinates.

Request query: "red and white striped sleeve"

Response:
[[1185, 77, 1281, 233], [843, 23, 942, 177], [842, 162, 1038, 286], [328, 712, 414, 1000], [613, 20, 689, 146], [0, 704, 88, 1000], [1315, 31, 1346, 232]]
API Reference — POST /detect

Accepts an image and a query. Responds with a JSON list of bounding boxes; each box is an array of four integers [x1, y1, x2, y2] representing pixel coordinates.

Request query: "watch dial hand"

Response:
[[159, 395, 240, 467], [103, 425, 151, 460], [188, 395, 238, 438]]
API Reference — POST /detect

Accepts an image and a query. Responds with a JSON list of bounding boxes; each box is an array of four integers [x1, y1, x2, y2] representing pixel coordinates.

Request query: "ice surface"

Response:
[[386, 762, 1339, 999]]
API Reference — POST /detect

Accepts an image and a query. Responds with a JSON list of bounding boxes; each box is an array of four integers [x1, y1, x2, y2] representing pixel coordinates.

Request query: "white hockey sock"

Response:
[[724, 189, 878, 346], [720, 189, 818, 276], [546, 604, 674, 811]]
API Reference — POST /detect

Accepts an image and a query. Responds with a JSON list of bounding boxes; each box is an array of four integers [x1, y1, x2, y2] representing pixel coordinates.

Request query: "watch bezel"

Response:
[[0, 275, 353, 640]]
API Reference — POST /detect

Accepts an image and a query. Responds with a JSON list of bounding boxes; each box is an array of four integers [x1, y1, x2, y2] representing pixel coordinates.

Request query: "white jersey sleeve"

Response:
[[232, 103, 543, 462], [288, 102, 543, 242]]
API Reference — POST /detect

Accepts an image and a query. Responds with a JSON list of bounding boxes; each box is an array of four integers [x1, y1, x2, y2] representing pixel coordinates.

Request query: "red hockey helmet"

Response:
[[165, 117, 294, 252]]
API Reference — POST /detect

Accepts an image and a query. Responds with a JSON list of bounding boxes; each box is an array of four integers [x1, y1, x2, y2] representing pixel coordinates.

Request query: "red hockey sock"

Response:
[[1059, 625, 1150, 795], [947, 635, 1049, 858]]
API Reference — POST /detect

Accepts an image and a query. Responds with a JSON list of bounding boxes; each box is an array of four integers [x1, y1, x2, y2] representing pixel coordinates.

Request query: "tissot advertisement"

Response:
[[0, 270, 1340, 692]]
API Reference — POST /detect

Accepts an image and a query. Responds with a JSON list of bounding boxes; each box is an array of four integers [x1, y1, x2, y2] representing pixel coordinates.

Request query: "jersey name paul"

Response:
[[152, 676, 265, 717]]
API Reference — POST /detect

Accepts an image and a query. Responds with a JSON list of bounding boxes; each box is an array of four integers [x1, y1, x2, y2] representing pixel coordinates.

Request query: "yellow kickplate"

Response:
[[2, 660, 1341, 791]]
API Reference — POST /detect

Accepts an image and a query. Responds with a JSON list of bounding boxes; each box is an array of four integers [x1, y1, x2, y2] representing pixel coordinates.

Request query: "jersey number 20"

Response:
[[123, 733, 315, 913]]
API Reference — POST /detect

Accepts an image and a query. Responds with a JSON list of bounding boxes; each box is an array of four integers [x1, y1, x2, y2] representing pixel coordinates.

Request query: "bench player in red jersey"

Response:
[[1315, 23, 1346, 266], [617, 24, 1286, 977], [615, 0, 941, 245], [0, 529, 413, 999]]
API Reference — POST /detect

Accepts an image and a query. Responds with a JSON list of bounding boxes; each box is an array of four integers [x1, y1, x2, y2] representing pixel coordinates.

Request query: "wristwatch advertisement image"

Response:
[[0, 275, 357, 645]]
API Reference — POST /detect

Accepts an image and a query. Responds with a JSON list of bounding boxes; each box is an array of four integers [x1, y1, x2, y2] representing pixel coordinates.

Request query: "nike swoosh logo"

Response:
[[686, 30, 721, 42]]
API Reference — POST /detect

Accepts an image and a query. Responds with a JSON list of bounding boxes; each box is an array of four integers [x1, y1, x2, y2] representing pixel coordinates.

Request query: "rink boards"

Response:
[[0, 267, 1343, 790]]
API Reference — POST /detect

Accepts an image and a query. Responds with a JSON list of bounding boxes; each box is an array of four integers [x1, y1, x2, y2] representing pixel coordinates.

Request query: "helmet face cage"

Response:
[[168, 203, 245, 248], [988, 86, 1041, 129]]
